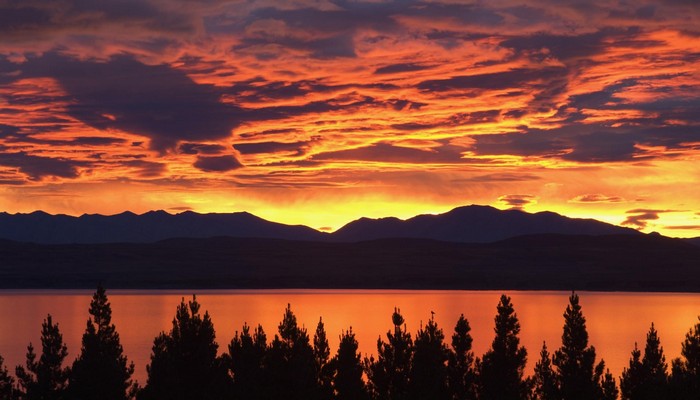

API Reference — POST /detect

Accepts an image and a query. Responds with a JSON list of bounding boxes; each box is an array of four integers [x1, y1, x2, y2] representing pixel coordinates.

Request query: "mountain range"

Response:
[[0, 205, 653, 244], [1, 205, 699, 291]]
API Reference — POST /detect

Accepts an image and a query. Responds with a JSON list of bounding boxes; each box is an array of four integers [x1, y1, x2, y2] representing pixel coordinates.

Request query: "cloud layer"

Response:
[[0, 0, 698, 234]]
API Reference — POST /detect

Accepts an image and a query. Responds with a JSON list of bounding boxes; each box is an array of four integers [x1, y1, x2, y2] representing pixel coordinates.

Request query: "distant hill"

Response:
[[332, 205, 640, 242], [0, 205, 640, 244], [0, 233, 698, 291], [0, 210, 325, 244]]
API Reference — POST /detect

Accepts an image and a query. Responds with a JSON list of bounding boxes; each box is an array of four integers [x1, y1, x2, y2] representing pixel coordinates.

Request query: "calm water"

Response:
[[1, 290, 699, 384]]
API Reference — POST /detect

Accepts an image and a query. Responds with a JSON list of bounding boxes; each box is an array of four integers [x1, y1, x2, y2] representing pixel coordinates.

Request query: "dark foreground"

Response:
[[0, 233, 699, 291]]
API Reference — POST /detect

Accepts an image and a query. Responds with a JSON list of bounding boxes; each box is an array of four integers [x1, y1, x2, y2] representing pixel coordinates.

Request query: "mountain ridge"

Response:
[[0, 204, 692, 245]]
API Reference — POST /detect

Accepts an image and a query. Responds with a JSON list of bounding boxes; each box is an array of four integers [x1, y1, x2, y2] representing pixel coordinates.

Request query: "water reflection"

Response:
[[0, 290, 698, 384]]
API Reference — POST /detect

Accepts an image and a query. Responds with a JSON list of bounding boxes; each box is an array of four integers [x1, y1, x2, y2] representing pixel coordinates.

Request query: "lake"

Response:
[[1, 290, 699, 385]]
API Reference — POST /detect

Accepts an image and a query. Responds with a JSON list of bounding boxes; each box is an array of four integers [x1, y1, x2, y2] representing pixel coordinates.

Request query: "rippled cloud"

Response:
[[0, 0, 698, 234]]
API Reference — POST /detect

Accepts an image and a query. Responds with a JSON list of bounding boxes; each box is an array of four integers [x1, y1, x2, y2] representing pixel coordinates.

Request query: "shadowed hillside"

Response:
[[0, 233, 698, 292]]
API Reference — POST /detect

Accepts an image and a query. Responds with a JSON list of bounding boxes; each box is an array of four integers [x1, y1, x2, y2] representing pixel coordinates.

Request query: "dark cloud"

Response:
[[387, 98, 427, 111], [417, 67, 567, 92], [391, 122, 441, 131], [498, 194, 536, 210], [622, 209, 681, 229], [390, 110, 500, 132], [245, 4, 399, 35], [234, 141, 312, 156], [622, 211, 660, 229], [67, 0, 194, 32], [375, 63, 434, 75], [398, 2, 504, 26], [470, 122, 700, 163], [178, 143, 227, 155], [7, 135, 128, 147], [0, 124, 20, 137], [238, 128, 302, 139], [570, 194, 624, 203], [193, 155, 243, 172], [123, 160, 167, 178], [14, 52, 241, 151], [236, 34, 357, 59], [217, 1, 504, 59], [0, 152, 83, 180], [312, 142, 480, 164], [500, 28, 642, 62], [470, 129, 569, 159], [0, 1, 194, 38], [242, 95, 379, 122], [225, 78, 398, 103], [168, 206, 193, 212], [0, 6, 51, 33]]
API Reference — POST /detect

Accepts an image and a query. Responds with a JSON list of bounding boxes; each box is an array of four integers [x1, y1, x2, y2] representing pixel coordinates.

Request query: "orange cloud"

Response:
[[0, 0, 698, 236]]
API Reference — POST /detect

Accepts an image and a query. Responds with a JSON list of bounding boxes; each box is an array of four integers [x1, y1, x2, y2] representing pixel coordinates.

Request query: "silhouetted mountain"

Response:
[[0, 205, 641, 244], [0, 234, 699, 291], [332, 205, 640, 242], [0, 210, 325, 244]]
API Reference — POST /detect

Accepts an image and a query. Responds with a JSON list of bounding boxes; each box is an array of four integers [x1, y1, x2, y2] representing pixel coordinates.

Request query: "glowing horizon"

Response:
[[0, 0, 699, 237]]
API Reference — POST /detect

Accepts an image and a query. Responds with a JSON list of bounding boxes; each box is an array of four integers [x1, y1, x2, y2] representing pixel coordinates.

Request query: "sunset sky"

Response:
[[0, 0, 698, 236]]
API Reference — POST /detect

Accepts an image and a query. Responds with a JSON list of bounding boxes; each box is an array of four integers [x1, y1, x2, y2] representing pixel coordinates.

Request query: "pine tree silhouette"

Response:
[[477, 294, 529, 400], [621, 323, 669, 399], [330, 328, 369, 400], [447, 314, 476, 400], [669, 317, 700, 399], [408, 315, 449, 399], [262, 304, 319, 399], [138, 296, 230, 400], [553, 292, 618, 400], [531, 342, 558, 400], [15, 314, 70, 400], [596, 360, 618, 400], [228, 323, 266, 399], [621, 343, 643, 399], [0, 354, 17, 400], [314, 317, 333, 399], [365, 307, 413, 400], [69, 284, 136, 400]]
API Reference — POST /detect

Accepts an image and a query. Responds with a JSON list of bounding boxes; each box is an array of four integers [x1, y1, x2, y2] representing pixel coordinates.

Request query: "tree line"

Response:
[[1, 287, 699, 399]]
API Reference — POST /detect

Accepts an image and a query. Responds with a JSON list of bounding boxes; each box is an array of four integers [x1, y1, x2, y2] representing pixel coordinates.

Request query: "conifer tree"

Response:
[[262, 304, 319, 399], [621, 323, 668, 399], [620, 344, 643, 399], [69, 284, 136, 400], [365, 307, 413, 400], [408, 314, 449, 400], [447, 314, 477, 400], [477, 295, 529, 400], [595, 361, 618, 400], [553, 292, 602, 400], [0, 354, 16, 400], [314, 317, 333, 399], [531, 342, 558, 400], [15, 314, 70, 400], [138, 296, 230, 400], [228, 323, 267, 399], [331, 328, 369, 400], [669, 317, 700, 399]]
